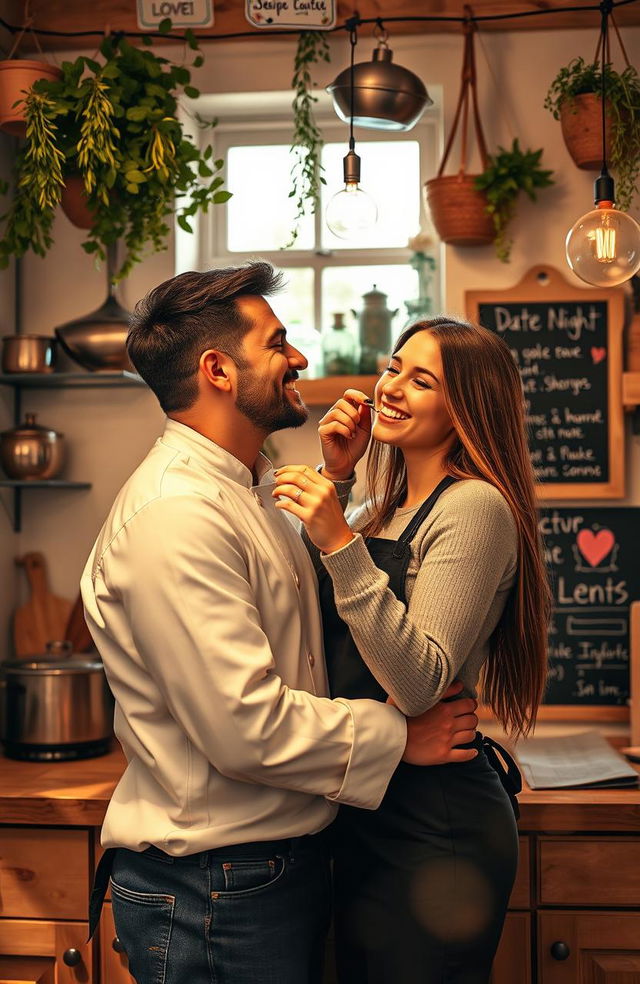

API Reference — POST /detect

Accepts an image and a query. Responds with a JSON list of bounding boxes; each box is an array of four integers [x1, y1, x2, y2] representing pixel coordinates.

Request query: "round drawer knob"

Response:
[[550, 941, 570, 961], [112, 936, 126, 954], [62, 948, 82, 967]]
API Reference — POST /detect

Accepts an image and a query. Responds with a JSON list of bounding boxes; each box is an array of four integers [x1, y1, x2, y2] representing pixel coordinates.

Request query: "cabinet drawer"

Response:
[[0, 827, 89, 919], [539, 837, 640, 906]]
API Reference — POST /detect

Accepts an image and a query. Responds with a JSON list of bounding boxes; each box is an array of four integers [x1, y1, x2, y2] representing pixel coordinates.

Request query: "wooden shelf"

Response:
[[297, 375, 377, 405], [623, 371, 640, 410], [0, 371, 143, 388]]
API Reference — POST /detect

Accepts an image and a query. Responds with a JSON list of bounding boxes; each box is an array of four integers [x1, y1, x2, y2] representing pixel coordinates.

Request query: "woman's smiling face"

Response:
[[372, 330, 456, 453]]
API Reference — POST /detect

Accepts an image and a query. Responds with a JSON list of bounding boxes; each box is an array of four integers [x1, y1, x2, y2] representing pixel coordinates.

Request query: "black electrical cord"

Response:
[[0, 0, 638, 44]]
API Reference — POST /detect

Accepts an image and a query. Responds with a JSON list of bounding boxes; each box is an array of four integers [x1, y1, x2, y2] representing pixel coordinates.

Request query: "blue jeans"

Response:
[[110, 835, 331, 984]]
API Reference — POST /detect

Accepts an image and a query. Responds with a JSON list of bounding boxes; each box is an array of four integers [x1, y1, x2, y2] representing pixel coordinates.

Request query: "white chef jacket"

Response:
[[82, 418, 406, 855]]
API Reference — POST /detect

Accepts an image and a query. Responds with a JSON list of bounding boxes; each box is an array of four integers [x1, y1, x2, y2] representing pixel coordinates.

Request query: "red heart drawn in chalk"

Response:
[[591, 347, 606, 364], [576, 528, 615, 567]]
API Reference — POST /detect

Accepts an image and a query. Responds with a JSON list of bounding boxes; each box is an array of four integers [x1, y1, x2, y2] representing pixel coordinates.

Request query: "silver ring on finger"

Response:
[[294, 488, 303, 501]]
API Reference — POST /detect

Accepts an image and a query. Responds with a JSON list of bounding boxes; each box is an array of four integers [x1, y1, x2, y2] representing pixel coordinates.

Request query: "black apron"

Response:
[[316, 476, 521, 984]]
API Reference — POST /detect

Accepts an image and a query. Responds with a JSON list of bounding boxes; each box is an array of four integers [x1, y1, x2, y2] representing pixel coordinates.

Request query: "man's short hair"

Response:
[[127, 261, 284, 412]]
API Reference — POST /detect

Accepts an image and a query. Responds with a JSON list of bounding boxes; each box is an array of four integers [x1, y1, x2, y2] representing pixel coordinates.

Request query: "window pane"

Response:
[[320, 142, 421, 250], [322, 265, 419, 369], [226, 146, 315, 252], [269, 268, 323, 378]]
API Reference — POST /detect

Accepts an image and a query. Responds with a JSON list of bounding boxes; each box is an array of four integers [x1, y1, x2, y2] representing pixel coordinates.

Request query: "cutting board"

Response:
[[64, 591, 95, 653], [13, 552, 73, 657]]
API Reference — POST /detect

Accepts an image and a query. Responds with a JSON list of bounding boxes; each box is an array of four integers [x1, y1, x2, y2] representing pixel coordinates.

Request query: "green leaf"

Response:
[[184, 86, 200, 99], [158, 18, 172, 33], [213, 190, 233, 204], [185, 29, 199, 50], [177, 214, 193, 232]]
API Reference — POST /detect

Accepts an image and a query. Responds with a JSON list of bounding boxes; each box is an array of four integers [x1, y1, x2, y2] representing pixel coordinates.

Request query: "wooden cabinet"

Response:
[[1, 748, 639, 984], [99, 903, 134, 984], [491, 833, 640, 984], [538, 911, 640, 983], [0, 920, 92, 984]]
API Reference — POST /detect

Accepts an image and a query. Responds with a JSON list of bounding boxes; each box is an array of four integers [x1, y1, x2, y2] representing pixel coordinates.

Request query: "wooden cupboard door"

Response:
[[0, 921, 92, 984], [0, 957, 54, 984], [99, 903, 134, 984], [0, 828, 89, 920], [539, 911, 640, 983], [539, 838, 640, 907], [491, 912, 531, 984]]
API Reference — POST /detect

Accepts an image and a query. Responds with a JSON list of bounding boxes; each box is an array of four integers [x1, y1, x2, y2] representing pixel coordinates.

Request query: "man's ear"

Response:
[[199, 349, 234, 393]]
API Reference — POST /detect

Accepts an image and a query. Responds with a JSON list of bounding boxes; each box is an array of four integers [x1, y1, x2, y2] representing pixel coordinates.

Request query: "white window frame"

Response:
[[177, 89, 443, 334]]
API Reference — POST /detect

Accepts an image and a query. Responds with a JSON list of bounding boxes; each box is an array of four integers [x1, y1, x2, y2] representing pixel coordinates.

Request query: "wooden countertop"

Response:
[[1, 742, 639, 831]]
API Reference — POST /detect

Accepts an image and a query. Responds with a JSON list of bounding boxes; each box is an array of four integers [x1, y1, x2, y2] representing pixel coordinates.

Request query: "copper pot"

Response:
[[1, 334, 57, 373], [0, 412, 65, 480]]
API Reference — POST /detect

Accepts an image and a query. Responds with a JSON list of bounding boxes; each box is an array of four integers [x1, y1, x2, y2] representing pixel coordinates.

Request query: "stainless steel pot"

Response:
[[1, 641, 114, 760], [1, 334, 57, 373], [0, 412, 65, 480]]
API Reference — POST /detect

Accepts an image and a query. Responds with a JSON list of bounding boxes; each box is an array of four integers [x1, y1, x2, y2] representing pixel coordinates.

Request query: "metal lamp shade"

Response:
[[327, 47, 432, 132]]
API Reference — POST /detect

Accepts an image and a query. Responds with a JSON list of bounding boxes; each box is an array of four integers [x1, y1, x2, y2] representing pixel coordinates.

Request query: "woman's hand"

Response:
[[318, 389, 372, 482], [273, 464, 356, 554]]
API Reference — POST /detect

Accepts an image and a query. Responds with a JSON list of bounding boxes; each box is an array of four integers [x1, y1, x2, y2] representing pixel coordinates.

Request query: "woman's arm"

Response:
[[319, 481, 518, 715]]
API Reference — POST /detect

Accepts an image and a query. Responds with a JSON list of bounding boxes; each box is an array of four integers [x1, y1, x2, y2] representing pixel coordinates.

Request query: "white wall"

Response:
[[4, 26, 640, 691]]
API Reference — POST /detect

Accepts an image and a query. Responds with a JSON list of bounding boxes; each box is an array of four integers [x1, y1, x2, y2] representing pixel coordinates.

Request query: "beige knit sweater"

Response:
[[319, 479, 518, 717]]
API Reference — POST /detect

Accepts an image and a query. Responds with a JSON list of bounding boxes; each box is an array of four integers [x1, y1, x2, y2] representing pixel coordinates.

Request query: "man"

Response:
[[82, 262, 478, 984]]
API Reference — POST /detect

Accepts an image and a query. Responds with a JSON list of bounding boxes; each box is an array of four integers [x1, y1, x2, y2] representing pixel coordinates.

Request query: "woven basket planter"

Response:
[[559, 93, 613, 171], [0, 59, 61, 136], [424, 173, 494, 246]]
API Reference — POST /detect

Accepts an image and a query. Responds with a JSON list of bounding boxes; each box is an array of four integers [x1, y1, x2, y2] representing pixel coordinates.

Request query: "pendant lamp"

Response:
[[327, 22, 432, 132], [565, 3, 640, 287], [325, 23, 378, 240]]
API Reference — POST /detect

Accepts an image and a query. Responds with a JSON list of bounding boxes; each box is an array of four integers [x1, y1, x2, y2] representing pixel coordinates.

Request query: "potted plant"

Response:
[[544, 56, 640, 209], [474, 139, 554, 262], [0, 30, 230, 281], [0, 56, 61, 136]]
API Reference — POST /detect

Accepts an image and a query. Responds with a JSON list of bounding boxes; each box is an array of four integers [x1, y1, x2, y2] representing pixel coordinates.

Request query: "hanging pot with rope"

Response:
[[424, 14, 494, 246]]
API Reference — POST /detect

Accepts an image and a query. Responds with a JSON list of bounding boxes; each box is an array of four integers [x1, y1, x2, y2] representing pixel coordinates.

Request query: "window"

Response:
[[177, 91, 442, 377]]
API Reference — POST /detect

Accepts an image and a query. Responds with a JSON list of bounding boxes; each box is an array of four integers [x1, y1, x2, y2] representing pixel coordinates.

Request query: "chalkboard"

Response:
[[539, 506, 640, 721], [466, 266, 624, 499]]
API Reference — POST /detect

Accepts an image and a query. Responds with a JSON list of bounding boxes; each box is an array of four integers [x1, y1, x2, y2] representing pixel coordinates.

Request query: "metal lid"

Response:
[[1, 640, 102, 674], [0, 412, 62, 439]]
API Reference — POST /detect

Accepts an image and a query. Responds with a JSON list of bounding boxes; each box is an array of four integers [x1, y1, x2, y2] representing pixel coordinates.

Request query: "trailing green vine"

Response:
[[286, 30, 330, 248], [0, 30, 231, 280], [475, 139, 554, 262]]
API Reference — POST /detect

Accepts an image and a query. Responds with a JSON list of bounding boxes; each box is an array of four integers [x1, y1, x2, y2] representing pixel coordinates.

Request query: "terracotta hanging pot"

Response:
[[0, 59, 61, 136], [60, 175, 96, 229], [424, 173, 494, 246], [559, 93, 614, 171]]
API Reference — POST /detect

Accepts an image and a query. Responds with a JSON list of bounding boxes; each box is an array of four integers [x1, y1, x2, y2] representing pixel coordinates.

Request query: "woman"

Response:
[[273, 316, 550, 984]]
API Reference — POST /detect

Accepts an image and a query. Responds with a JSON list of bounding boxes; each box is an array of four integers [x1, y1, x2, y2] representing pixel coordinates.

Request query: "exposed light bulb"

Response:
[[325, 146, 377, 240], [326, 181, 378, 239], [566, 170, 640, 287], [566, 204, 640, 287]]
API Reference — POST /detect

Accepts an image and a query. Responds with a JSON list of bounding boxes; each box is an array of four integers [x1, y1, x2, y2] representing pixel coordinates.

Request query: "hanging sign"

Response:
[[245, 0, 336, 30], [137, 0, 214, 29]]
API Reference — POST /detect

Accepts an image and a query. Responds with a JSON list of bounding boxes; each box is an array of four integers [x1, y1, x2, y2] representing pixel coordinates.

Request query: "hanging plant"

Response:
[[286, 30, 331, 248], [0, 28, 231, 280], [475, 139, 554, 262], [544, 56, 640, 210]]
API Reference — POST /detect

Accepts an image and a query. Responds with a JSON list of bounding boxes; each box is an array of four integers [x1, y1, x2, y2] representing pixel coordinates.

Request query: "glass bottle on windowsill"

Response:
[[322, 313, 357, 376]]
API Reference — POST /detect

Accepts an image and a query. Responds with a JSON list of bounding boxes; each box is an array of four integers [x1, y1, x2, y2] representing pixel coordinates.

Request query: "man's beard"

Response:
[[235, 365, 308, 433]]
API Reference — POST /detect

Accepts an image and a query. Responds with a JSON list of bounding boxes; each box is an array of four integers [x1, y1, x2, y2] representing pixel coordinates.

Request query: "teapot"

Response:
[[351, 285, 398, 374]]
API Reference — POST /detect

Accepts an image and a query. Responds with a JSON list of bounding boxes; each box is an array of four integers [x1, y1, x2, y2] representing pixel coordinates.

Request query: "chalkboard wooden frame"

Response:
[[466, 265, 625, 500]]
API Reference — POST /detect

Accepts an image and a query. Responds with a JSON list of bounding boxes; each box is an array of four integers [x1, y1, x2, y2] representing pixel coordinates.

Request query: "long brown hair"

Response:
[[361, 316, 550, 737]]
